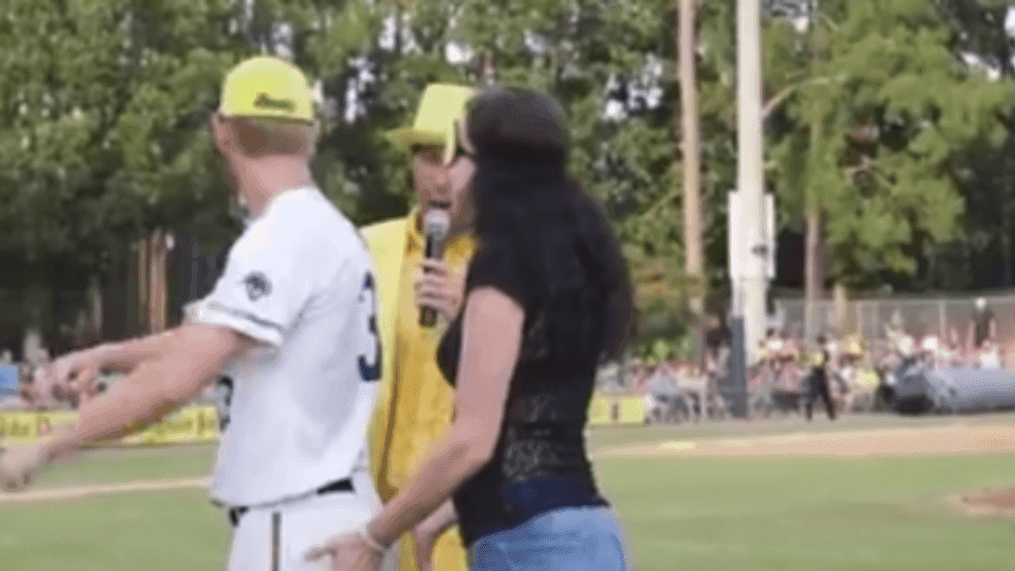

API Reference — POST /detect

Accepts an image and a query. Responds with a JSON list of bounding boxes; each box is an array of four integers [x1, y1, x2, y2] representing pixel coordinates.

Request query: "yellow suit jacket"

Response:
[[361, 216, 469, 571]]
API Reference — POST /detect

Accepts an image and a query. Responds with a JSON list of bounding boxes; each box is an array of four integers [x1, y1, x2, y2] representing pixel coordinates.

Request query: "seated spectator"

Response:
[[677, 365, 708, 422], [643, 389, 661, 424], [629, 361, 651, 395], [647, 362, 684, 422], [596, 361, 623, 392], [978, 341, 1001, 368], [896, 334, 916, 360], [779, 332, 800, 363], [968, 297, 997, 352], [0, 391, 27, 409], [919, 334, 940, 369]]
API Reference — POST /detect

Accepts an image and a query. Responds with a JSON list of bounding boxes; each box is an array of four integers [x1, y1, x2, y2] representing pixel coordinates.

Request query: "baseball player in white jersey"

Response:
[[0, 56, 386, 571]]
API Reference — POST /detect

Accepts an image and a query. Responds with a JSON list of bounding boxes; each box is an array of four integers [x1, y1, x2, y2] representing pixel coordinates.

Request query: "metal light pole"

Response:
[[729, 0, 768, 417]]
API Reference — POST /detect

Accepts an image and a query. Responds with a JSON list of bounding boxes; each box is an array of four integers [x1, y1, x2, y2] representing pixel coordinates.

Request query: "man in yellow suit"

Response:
[[361, 84, 476, 571]]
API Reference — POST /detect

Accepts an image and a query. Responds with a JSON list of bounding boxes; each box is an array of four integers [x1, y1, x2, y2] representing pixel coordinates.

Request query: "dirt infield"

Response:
[[4, 422, 1013, 506], [0, 477, 209, 504], [596, 423, 1015, 459], [949, 489, 1015, 518]]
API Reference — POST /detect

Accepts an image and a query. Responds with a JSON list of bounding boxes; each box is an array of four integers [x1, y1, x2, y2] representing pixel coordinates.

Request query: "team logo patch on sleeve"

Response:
[[243, 272, 271, 301]]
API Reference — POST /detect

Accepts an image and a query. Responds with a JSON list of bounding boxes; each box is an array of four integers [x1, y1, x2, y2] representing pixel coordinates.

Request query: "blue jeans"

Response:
[[469, 507, 628, 571]]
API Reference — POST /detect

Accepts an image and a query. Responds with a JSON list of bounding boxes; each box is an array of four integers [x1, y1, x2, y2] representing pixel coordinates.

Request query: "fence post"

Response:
[[855, 301, 864, 340], [938, 298, 946, 341]]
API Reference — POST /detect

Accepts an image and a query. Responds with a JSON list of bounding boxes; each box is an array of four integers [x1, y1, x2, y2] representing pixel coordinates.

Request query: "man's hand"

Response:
[[415, 260, 465, 322], [33, 348, 105, 403], [0, 443, 47, 492], [304, 531, 384, 571]]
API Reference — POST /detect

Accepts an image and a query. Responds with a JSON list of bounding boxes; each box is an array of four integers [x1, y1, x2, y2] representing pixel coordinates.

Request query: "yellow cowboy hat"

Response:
[[386, 83, 475, 163]]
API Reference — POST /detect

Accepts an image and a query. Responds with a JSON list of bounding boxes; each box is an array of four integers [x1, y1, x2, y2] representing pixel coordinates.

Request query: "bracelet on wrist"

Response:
[[359, 525, 389, 554]]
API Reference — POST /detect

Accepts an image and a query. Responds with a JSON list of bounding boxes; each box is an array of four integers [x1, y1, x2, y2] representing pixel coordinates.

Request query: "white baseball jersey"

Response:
[[186, 186, 381, 508]]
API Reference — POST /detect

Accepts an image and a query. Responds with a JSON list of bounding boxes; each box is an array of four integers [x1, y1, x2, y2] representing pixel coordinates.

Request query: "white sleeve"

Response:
[[186, 221, 316, 348]]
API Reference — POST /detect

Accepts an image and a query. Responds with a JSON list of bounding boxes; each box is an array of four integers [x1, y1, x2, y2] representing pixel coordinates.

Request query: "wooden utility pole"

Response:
[[803, 0, 824, 343], [678, 0, 706, 366], [678, 0, 704, 328]]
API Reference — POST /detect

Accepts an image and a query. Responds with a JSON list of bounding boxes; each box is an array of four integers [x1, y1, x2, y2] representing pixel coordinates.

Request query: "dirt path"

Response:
[[0, 476, 210, 504], [5, 423, 1013, 505], [597, 423, 1015, 459]]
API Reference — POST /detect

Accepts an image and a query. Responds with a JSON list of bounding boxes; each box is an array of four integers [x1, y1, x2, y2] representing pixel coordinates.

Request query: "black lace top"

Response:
[[436, 240, 610, 546]]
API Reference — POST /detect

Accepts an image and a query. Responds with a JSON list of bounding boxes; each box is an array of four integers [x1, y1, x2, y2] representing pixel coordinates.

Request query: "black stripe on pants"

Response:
[[271, 511, 281, 571]]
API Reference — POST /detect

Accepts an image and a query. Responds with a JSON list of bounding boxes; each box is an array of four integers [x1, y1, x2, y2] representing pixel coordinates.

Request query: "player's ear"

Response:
[[306, 119, 322, 159], [210, 113, 233, 155]]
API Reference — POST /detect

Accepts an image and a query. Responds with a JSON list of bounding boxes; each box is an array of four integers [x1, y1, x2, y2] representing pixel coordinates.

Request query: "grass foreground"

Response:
[[1, 415, 1013, 571]]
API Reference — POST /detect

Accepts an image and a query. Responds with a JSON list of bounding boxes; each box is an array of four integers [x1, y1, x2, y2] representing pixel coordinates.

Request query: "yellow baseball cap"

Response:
[[219, 56, 314, 123], [386, 84, 475, 163]]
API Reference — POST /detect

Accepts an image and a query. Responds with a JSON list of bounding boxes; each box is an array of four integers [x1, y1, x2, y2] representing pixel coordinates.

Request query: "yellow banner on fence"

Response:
[[0, 405, 220, 445], [0, 394, 641, 444], [588, 393, 646, 427]]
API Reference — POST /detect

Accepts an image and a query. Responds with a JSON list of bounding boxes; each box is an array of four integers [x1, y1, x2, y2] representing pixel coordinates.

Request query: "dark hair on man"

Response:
[[464, 87, 636, 362]]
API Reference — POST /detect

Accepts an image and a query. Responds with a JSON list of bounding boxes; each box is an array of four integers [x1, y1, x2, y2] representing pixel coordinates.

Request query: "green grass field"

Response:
[[3, 415, 1015, 571]]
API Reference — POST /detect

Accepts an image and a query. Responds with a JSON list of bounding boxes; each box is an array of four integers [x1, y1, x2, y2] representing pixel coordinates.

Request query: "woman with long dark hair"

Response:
[[307, 87, 635, 571]]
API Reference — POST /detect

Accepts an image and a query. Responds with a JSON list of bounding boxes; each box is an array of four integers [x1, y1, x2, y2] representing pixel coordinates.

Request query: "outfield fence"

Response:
[[777, 292, 1015, 346]]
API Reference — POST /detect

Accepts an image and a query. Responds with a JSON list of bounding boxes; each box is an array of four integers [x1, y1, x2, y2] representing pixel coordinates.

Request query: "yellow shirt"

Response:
[[362, 209, 475, 571], [385, 215, 476, 492]]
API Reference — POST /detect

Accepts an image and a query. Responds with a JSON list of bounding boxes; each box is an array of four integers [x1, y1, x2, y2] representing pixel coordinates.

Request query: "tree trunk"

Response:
[[88, 275, 102, 344], [804, 119, 823, 343], [137, 236, 149, 334], [803, 0, 824, 344], [148, 230, 168, 333], [678, 0, 705, 361], [1003, 156, 1013, 287]]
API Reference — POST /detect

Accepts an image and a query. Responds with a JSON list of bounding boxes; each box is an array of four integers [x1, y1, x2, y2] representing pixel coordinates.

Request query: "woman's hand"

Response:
[[304, 531, 385, 571], [411, 524, 439, 571], [410, 500, 459, 571]]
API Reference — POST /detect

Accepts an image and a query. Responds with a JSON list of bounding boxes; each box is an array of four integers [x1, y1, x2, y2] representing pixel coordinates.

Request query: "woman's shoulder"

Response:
[[467, 240, 534, 304]]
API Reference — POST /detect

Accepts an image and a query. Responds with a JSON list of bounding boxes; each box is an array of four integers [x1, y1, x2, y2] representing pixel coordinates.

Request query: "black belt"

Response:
[[228, 477, 354, 527]]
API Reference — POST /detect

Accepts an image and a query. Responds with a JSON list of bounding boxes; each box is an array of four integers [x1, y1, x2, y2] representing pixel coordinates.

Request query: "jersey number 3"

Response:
[[358, 272, 382, 382]]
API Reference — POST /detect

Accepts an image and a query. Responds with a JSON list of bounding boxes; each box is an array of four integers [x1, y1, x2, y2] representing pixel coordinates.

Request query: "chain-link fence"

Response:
[[777, 293, 1015, 347]]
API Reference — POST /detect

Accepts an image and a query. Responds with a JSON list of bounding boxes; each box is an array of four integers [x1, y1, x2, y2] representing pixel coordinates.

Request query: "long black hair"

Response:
[[464, 87, 635, 363]]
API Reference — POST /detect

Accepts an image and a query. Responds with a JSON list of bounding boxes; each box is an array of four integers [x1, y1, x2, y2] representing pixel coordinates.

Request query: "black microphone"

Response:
[[420, 209, 451, 328]]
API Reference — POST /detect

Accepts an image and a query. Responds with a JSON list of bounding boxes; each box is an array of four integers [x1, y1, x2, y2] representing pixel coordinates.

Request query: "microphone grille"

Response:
[[423, 209, 451, 239]]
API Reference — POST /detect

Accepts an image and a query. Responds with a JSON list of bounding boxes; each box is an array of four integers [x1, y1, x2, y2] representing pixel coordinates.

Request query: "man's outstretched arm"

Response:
[[36, 329, 188, 401], [85, 330, 186, 373], [52, 324, 249, 454], [2, 324, 251, 484]]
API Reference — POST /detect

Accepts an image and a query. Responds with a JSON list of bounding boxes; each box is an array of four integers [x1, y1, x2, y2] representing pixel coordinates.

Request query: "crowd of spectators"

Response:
[[5, 297, 1011, 421], [620, 297, 1011, 423]]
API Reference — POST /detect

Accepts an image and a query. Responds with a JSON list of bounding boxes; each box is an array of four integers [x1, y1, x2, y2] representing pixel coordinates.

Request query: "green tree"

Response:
[[765, 0, 1014, 291], [0, 0, 383, 346], [933, 0, 1015, 289]]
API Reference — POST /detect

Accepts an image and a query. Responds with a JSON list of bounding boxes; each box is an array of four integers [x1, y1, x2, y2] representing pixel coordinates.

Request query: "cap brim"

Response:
[[385, 127, 454, 159], [218, 108, 315, 125]]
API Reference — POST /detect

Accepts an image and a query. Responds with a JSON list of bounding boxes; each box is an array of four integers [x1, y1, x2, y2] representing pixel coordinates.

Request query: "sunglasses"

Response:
[[410, 135, 472, 166]]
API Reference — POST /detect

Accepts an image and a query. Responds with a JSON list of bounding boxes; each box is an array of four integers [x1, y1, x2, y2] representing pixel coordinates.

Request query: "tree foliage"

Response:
[[3, 0, 1015, 349], [765, 0, 1014, 290]]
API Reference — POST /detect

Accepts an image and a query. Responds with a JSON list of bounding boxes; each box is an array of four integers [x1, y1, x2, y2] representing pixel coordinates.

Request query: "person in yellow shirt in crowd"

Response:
[[360, 84, 477, 571]]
